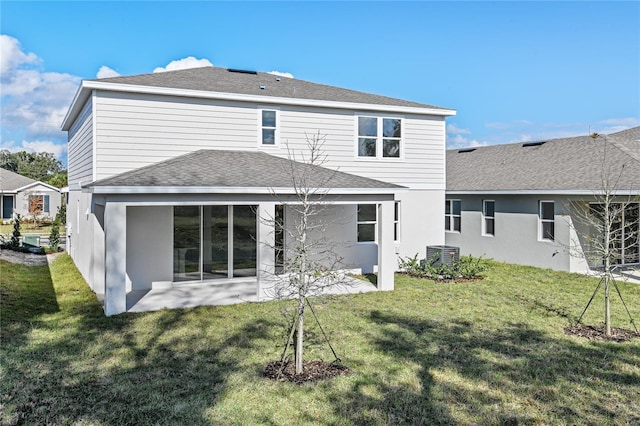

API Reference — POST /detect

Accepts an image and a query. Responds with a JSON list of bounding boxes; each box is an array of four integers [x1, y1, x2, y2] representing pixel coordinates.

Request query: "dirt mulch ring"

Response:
[[564, 325, 640, 342], [264, 360, 350, 384]]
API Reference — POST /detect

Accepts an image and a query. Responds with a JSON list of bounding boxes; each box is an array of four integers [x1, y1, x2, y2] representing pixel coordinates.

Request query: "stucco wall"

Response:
[[444, 194, 588, 273]]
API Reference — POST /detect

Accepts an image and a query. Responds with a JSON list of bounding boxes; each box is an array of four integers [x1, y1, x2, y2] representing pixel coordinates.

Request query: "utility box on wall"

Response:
[[426, 245, 460, 267]]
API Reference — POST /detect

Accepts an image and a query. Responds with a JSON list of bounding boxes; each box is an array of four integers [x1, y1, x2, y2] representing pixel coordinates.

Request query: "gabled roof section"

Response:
[[446, 127, 640, 193], [0, 168, 37, 192], [62, 66, 455, 130], [87, 150, 405, 194]]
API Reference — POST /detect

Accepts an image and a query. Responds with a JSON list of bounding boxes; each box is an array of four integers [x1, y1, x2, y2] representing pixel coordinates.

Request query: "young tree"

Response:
[[569, 133, 639, 336], [10, 214, 21, 249], [49, 220, 61, 252], [264, 132, 348, 375]]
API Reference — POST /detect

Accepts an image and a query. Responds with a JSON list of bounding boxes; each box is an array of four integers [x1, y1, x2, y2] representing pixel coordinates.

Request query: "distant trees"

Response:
[[0, 150, 66, 187]]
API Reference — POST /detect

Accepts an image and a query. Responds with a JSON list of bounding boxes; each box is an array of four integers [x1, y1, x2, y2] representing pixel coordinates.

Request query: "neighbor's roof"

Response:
[[86, 150, 405, 194], [446, 126, 640, 193], [62, 66, 455, 130], [0, 168, 37, 192]]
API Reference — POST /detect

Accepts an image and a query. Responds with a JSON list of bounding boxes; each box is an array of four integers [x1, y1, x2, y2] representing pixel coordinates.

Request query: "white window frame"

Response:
[[355, 115, 404, 160], [357, 204, 377, 243], [483, 200, 495, 236], [394, 201, 401, 242], [258, 108, 280, 147], [28, 194, 50, 215], [445, 199, 461, 233], [539, 200, 555, 242]]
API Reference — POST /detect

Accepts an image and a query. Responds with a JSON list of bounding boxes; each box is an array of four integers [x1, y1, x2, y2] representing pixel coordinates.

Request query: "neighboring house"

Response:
[[445, 127, 640, 273], [0, 168, 61, 222], [61, 66, 455, 315]]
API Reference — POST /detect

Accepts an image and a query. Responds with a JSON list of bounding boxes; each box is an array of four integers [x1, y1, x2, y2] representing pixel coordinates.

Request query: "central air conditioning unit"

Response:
[[426, 245, 460, 267]]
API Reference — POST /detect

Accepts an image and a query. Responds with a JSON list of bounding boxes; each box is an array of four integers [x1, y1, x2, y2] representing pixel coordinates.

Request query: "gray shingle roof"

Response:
[[446, 127, 640, 192], [0, 168, 37, 191], [93, 66, 450, 110], [89, 150, 404, 191]]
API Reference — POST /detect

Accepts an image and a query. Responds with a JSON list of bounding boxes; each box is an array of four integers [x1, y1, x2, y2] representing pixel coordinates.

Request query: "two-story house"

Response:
[[62, 66, 455, 315]]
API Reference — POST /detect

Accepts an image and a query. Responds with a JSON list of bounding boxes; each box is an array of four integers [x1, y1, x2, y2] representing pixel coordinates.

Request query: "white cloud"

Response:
[[153, 56, 213, 73], [0, 34, 39, 75], [3, 139, 67, 159], [97, 65, 120, 78], [268, 70, 294, 79], [1, 34, 80, 147], [595, 117, 640, 134], [447, 134, 488, 149], [446, 123, 471, 135]]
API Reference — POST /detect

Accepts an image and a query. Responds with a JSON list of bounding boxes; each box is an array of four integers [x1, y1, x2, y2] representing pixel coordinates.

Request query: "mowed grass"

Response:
[[1, 255, 639, 425]]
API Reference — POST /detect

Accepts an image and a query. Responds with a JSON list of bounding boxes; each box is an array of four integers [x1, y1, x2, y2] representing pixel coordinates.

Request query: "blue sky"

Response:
[[1, 1, 638, 165]]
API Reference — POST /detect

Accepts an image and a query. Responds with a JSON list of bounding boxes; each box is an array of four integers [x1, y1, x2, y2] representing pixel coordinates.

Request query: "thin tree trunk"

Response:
[[296, 303, 304, 374], [605, 272, 611, 336]]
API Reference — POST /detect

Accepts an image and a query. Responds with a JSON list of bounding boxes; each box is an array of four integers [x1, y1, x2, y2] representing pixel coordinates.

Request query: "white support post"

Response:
[[257, 202, 276, 300], [104, 202, 127, 316], [378, 200, 395, 291]]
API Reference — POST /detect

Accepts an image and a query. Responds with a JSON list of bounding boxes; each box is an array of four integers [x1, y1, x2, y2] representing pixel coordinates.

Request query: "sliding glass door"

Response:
[[173, 205, 257, 282]]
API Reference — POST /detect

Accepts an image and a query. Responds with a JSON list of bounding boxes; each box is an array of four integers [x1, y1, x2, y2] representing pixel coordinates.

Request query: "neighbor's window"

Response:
[[28, 194, 49, 216], [261, 109, 278, 145], [539, 201, 555, 241], [357, 204, 377, 242], [445, 199, 461, 232], [483, 200, 495, 236], [357, 116, 402, 159], [394, 201, 400, 242]]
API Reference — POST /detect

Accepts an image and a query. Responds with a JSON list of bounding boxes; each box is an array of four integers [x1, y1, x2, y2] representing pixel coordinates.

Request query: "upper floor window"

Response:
[[483, 200, 495, 236], [539, 201, 555, 241], [357, 204, 377, 243], [445, 199, 461, 232], [357, 116, 402, 159], [260, 109, 278, 145]]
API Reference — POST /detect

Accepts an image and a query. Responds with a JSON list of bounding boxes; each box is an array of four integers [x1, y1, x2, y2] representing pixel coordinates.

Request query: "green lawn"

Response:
[[1, 255, 639, 425], [0, 222, 65, 237]]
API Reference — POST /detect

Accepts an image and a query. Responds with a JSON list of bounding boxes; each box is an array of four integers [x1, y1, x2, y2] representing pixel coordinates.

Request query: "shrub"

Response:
[[49, 221, 61, 252], [398, 253, 486, 281], [10, 214, 21, 249]]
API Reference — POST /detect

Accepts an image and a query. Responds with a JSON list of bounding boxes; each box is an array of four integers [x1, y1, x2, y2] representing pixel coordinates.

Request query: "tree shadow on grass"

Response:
[[2, 291, 278, 425], [326, 310, 640, 424]]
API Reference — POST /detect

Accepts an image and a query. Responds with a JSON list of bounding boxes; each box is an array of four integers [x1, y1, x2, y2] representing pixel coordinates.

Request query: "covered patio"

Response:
[[85, 150, 406, 315]]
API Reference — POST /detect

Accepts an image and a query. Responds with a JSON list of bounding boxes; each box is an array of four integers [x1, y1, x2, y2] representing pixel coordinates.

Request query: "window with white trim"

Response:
[[357, 204, 377, 242], [28, 194, 49, 215], [260, 109, 278, 145], [539, 201, 555, 241], [357, 116, 402, 158], [445, 199, 461, 232], [394, 201, 400, 242], [483, 200, 495, 236]]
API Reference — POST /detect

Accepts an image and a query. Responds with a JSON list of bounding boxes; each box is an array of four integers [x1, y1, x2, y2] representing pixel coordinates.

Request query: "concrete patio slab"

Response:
[[125, 275, 378, 313]]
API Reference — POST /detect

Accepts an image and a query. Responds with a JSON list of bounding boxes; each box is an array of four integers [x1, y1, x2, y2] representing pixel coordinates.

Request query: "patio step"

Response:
[[620, 269, 640, 284]]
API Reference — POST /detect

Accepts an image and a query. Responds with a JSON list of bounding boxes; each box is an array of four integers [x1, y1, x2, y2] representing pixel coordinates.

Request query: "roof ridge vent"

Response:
[[458, 148, 476, 153], [522, 141, 546, 147], [227, 68, 257, 75]]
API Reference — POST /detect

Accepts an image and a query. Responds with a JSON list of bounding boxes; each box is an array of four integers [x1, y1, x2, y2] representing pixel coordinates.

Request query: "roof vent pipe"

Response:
[[260, 85, 266, 90]]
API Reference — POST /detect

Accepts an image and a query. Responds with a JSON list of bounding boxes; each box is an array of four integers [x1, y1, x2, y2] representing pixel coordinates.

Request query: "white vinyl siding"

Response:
[[67, 98, 94, 185], [92, 91, 446, 188]]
